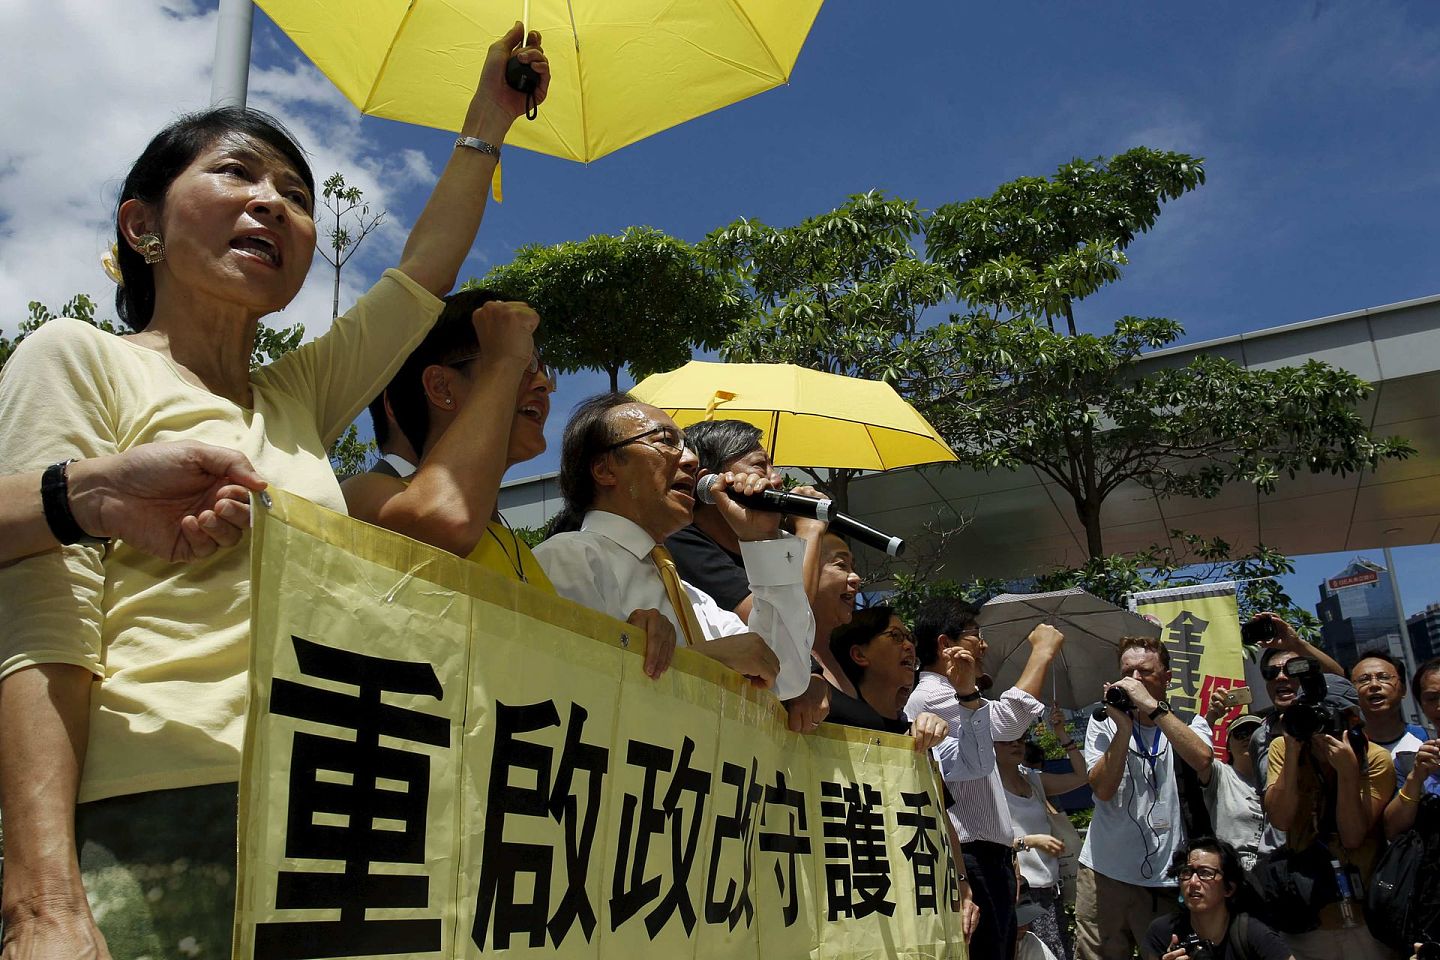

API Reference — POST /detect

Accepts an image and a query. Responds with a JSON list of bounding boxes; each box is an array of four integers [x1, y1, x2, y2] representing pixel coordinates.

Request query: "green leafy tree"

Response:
[[317, 172, 386, 320], [914, 150, 1413, 559], [926, 148, 1206, 336], [328, 424, 374, 481], [482, 226, 745, 392], [917, 307, 1413, 560], [252, 321, 304, 369], [708, 191, 953, 509], [1, 295, 121, 368]]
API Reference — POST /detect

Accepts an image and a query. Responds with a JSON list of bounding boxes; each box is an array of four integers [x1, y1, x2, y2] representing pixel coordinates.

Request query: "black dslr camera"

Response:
[[1279, 657, 1346, 740], [1179, 934, 1215, 960]]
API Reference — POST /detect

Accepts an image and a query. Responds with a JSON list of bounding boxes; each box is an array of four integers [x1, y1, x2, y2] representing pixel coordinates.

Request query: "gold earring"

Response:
[[136, 233, 166, 265]]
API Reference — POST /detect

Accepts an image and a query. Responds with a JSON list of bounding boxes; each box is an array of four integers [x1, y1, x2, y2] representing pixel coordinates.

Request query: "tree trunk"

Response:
[[827, 469, 851, 514], [608, 365, 620, 393], [331, 263, 341, 320], [1078, 496, 1105, 559]]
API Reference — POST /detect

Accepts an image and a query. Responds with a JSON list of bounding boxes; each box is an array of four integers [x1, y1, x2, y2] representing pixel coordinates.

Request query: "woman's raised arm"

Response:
[[398, 22, 551, 296]]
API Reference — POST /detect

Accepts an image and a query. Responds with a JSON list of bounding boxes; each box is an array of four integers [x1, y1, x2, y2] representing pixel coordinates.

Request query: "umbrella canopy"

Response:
[[255, 0, 824, 163], [977, 588, 1162, 710], [629, 361, 957, 471]]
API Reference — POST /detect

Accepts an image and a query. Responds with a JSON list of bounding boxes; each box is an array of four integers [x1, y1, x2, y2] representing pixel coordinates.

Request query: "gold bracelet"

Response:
[[1398, 785, 1421, 803]]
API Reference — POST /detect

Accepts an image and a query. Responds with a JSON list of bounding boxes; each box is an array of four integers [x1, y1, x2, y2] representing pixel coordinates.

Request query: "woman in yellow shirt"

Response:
[[343, 289, 677, 679], [0, 26, 549, 958]]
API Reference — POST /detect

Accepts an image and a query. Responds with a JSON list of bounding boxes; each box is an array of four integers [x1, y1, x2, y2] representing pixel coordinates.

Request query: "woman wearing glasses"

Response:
[[343, 288, 553, 584], [1142, 838, 1293, 960]]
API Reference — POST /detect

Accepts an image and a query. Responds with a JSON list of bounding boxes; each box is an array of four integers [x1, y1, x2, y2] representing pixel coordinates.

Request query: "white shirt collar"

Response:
[[381, 453, 416, 478], [580, 510, 659, 562]]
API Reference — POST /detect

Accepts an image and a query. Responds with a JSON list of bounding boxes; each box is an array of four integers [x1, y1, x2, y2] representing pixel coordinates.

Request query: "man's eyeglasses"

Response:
[[603, 426, 688, 459], [1175, 865, 1221, 882], [1260, 663, 1287, 681], [1353, 672, 1399, 687]]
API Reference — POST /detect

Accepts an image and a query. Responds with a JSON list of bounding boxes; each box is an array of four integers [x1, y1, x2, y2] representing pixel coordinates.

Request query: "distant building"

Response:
[[1407, 603, 1440, 665], [1315, 558, 1404, 669]]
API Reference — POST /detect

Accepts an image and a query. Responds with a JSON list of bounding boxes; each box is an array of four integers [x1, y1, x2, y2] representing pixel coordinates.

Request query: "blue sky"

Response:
[[3, 1, 1439, 617]]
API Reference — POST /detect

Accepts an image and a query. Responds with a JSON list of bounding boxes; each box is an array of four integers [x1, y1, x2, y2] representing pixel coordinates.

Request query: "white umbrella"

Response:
[[977, 588, 1162, 710]]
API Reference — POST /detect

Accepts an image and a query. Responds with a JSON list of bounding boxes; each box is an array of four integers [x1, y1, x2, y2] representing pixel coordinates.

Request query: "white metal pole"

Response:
[[211, 0, 255, 107], [1383, 545, 1425, 726]]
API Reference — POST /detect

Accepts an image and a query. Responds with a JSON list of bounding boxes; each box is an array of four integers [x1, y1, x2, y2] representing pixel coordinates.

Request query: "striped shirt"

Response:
[[905, 670, 1045, 845]]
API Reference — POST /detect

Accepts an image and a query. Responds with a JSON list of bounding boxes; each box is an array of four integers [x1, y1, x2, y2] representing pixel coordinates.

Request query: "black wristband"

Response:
[[41, 459, 108, 546]]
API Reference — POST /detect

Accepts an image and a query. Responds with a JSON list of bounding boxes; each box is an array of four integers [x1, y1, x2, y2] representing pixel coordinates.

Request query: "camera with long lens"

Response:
[[1091, 684, 1135, 721], [1279, 657, 1346, 740], [1179, 934, 1215, 960]]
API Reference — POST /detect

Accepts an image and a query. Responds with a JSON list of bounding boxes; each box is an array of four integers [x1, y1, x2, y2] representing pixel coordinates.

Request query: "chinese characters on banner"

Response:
[[1129, 583, 1246, 761], [236, 491, 965, 959]]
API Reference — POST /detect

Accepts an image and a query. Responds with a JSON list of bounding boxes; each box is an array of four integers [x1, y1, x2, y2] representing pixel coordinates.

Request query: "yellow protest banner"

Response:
[[1130, 583, 1247, 757], [235, 490, 965, 959]]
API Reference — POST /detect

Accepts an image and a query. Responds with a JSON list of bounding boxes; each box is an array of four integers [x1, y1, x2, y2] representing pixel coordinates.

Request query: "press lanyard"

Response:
[[1131, 724, 1164, 778]]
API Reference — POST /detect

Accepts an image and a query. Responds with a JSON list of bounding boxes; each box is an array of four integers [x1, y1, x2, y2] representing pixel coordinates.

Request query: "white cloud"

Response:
[[0, 0, 421, 340]]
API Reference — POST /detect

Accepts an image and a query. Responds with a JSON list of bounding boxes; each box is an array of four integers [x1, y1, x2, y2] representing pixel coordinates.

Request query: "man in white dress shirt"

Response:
[[905, 598, 1065, 960], [533, 393, 816, 702]]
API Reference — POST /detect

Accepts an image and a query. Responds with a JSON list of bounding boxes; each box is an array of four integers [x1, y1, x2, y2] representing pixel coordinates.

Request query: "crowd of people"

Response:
[[0, 21, 1437, 960]]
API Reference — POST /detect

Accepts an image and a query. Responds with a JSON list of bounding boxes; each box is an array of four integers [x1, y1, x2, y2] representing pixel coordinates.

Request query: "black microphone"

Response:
[[694, 475, 905, 557]]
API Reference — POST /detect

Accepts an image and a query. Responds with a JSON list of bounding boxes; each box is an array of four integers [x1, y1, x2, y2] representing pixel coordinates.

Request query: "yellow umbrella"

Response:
[[255, 0, 824, 163], [630, 361, 958, 471]]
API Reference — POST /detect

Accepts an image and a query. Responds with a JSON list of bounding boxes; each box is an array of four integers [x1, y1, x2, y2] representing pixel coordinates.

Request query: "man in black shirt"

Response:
[[666, 419, 848, 731], [666, 420, 819, 621]]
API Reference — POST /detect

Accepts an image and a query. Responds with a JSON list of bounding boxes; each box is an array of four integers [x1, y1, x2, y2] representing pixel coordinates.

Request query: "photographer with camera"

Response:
[[1243, 613, 1344, 791], [1142, 838, 1293, 960], [1262, 671, 1394, 960], [1076, 637, 1215, 960]]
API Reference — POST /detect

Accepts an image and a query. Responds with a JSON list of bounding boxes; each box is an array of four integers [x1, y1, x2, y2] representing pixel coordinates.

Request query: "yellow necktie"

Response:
[[650, 545, 707, 648]]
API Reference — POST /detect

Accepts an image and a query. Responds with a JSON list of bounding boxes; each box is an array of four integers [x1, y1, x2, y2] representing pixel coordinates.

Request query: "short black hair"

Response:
[[1351, 649, 1408, 692], [1414, 656, 1440, 713], [386, 288, 504, 457], [686, 420, 764, 475], [115, 106, 314, 331], [830, 605, 895, 687], [367, 393, 392, 449], [912, 598, 980, 670], [1167, 836, 1245, 899]]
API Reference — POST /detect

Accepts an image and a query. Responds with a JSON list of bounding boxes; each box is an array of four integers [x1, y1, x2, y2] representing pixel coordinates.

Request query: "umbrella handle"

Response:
[[504, 58, 541, 119], [506, 0, 540, 120]]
